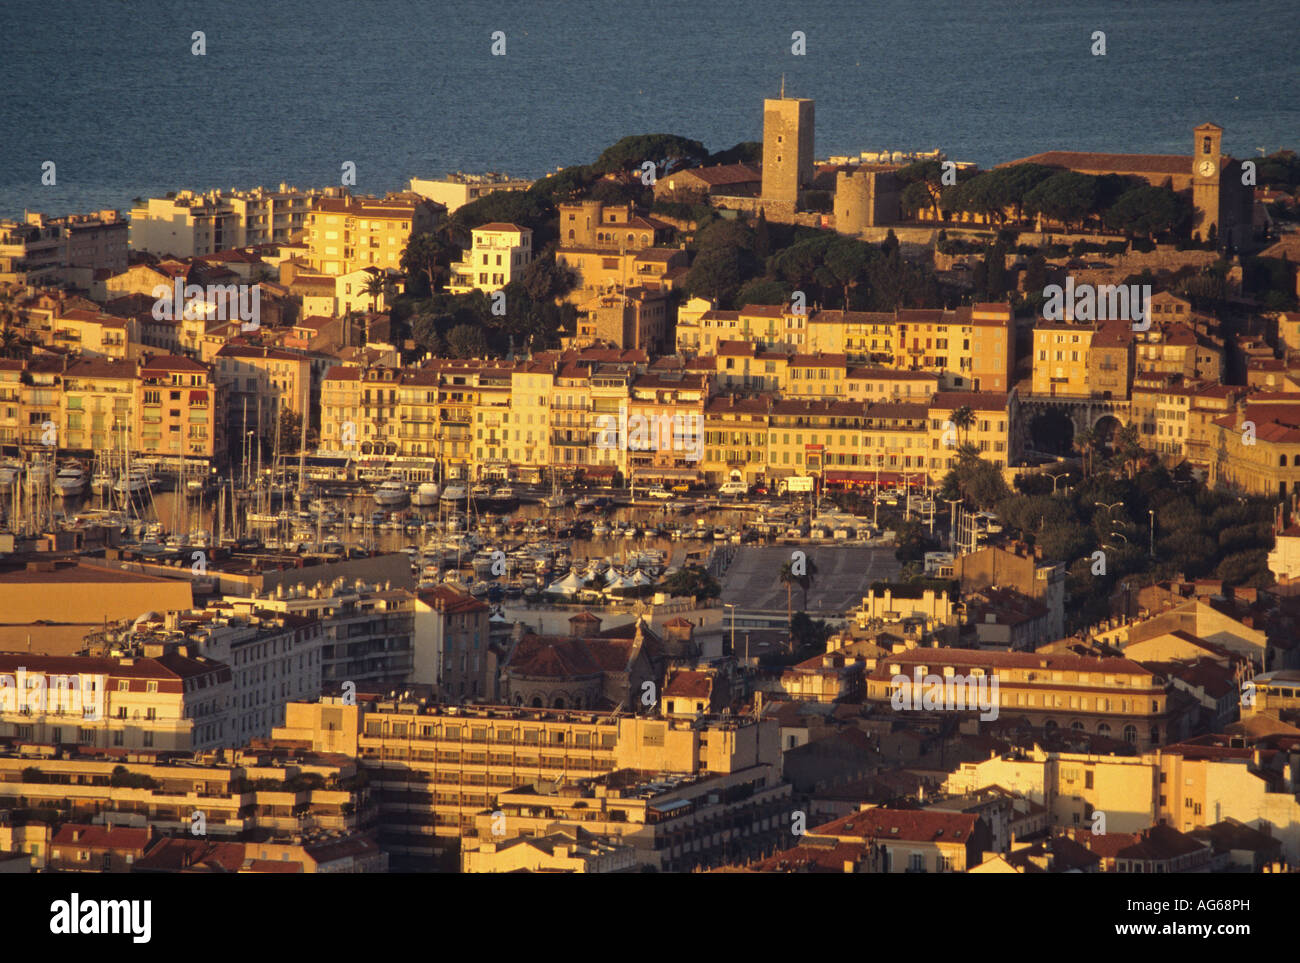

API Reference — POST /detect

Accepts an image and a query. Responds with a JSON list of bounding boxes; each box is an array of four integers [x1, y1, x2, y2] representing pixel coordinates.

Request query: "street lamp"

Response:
[[723, 603, 737, 659], [1094, 501, 1124, 516], [1148, 509, 1155, 556], [1045, 471, 1070, 494]]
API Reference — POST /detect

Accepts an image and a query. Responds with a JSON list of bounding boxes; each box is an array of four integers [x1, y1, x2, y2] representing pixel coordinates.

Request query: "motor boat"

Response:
[[113, 470, 150, 498], [412, 481, 440, 506], [0, 461, 22, 488], [373, 478, 409, 507], [54, 463, 88, 498], [91, 470, 114, 494], [470, 483, 492, 499], [440, 485, 467, 503]]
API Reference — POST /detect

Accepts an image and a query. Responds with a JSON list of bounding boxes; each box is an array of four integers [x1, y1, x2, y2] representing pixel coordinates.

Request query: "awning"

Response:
[[631, 467, 701, 479], [581, 466, 616, 478], [823, 471, 903, 486]]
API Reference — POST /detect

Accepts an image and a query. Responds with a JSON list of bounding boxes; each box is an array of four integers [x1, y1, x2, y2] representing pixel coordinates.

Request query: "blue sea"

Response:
[[1, 0, 1296, 219]]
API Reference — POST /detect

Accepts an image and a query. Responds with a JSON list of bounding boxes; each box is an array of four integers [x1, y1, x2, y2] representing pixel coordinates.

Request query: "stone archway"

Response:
[[1028, 408, 1075, 455], [1092, 414, 1124, 451]]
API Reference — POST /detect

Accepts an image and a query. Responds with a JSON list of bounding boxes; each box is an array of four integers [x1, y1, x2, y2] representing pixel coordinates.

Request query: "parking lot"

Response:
[[719, 544, 903, 618]]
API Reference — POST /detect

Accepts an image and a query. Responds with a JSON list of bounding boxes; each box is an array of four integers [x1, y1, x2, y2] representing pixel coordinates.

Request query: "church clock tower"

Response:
[[1192, 122, 1224, 243]]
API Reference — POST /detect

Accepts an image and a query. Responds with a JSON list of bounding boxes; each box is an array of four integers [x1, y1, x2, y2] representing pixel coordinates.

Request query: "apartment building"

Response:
[[865, 649, 1190, 749], [1158, 742, 1300, 859], [0, 811, 51, 869], [687, 303, 808, 355], [1208, 393, 1300, 497], [136, 355, 218, 462], [0, 211, 127, 285], [413, 587, 493, 700], [806, 308, 896, 359], [893, 303, 1014, 391], [272, 697, 782, 868], [213, 344, 312, 442], [48, 308, 131, 359], [85, 606, 325, 747], [1130, 382, 1195, 460], [462, 827, 637, 873], [0, 561, 194, 653], [448, 222, 533, 294], [625, 371, 709, 486], [408, 172, 532, 215], [306, 193, 443, 277], [0, 360, 21, 449], [1135, 324, 1223, 382], [471, 766, 791, 871], [48, 824, 150, 873], [703, 395, 770, 485], [801, 808, 988, 873], [1032, 322, 1095, 396], [130, 185, 325, 256], [222, 583, 415, 692], [928, 390, 1017, 471], [0, 651, 231, 752], [0, 743, 371, 842], [59, 356, 136, 453], [572, 286, 669, 352]]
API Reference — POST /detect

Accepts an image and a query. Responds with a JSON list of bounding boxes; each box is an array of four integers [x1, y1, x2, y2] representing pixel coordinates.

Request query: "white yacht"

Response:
[[54, 464, 88, 498], [91, 469, 114, 494], [412, 481, 440, 506], [470, 482, 492, 499], [373, 478, 409, 507], [113, 469, 150, 498], [440, 485, 468, 503]]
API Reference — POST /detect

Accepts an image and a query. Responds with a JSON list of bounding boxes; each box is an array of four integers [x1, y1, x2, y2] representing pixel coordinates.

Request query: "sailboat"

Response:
[[543, 473, 568, 510]]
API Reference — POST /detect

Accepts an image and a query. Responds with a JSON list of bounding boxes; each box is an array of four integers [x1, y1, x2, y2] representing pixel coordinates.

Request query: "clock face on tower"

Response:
[[1198, 160, 1217, 178]]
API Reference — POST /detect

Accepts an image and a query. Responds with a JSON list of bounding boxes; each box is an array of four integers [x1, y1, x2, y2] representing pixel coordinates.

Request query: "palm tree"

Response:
[[951, 405, 975, 450], [1074, 425, 1095, 478], [1115, 424, 1143, 479], [363, 274, 386, 314], [0, 326, 22, 359], [779, 561, 796, 638], [796, 556, 819, 611]]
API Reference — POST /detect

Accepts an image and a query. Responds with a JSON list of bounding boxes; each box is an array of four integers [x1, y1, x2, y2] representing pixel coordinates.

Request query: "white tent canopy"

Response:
[[548, 570, 587, 595]]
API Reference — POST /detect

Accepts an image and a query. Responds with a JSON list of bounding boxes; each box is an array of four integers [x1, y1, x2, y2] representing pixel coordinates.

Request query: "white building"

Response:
[[449, 223, 533, 295], [129, 185, 325, 256], [408, 173, 532, 215]]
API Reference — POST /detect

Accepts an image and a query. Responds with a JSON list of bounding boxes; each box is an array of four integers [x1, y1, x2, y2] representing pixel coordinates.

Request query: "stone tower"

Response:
[[762, 93, 814, 209], [834, 169, 872, 235], [1191, 122, 1224, 243]]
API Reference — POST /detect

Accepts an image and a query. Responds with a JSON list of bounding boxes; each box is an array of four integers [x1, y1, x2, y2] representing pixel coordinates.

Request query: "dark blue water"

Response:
[[2, 0, 1296, 219]]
